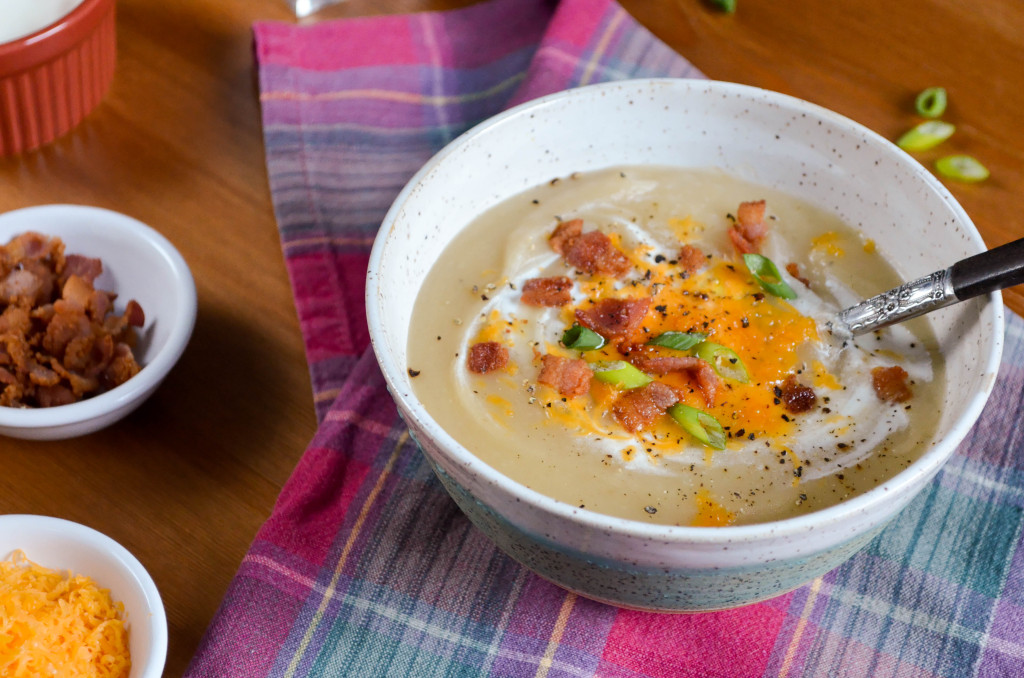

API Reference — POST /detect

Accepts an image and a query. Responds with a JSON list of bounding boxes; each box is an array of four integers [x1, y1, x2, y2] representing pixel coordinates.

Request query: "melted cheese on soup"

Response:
[[408, 167, 943, 526]]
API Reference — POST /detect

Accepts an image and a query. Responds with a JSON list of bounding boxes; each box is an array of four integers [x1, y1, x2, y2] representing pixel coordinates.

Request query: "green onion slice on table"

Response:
[[668, 404, 726, 450], [914, 87, 947, 118], [561, 324, 605, 350], [647, 331, 707, 351], [694, 341, 750, 383], [896, 120, 955, 152], [743, 253, 797, 299], [709, 0, 736, 12], [592, 361, 652, 389], [935, 155, 989, 182]]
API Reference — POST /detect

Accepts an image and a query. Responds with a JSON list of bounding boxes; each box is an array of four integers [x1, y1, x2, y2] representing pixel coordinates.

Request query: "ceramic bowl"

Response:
[[0, 204, 196, 439], [0, 514, 167, 677], [0, 0, 116, 155], [366, 78, 1003, 611]]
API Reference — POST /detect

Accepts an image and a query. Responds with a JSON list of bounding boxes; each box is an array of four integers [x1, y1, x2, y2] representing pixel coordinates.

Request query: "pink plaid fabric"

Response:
[[187, 1, 1024, 676]]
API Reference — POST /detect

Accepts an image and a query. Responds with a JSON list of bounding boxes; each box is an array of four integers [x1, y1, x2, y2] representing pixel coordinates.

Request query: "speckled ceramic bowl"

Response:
[[366, 79, 1003, 611]]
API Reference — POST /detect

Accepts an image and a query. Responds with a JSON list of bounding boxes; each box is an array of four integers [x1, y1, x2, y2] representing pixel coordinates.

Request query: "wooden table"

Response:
[[1, 0, 1020, 674]]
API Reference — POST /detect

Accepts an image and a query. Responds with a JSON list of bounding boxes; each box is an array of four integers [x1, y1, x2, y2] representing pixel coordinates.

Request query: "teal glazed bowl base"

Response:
[[429, 459, 884, 611]]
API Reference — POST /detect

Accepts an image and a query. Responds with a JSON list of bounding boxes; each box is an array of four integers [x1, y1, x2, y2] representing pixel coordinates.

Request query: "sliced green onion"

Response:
[[914, 87, 947, 118], [694, 341, 750, 383], [592, 361, 652, 389], [743, 253, 797, 300], [668, 404, 726, 450], [561, 324, 606, 350], [896, 120, 955, 152], [709, 0, 736, 12], [935, 154, 989, 183], [647, 331, 707, 351]]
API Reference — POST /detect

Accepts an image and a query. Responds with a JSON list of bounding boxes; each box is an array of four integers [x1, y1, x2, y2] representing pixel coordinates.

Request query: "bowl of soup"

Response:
[[366, 78, 1002, 611]]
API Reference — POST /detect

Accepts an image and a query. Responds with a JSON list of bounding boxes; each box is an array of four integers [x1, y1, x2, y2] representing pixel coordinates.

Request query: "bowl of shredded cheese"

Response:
[[0, 514, 167, 678]]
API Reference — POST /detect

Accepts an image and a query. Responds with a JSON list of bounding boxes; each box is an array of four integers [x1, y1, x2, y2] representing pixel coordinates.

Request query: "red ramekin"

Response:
[[0, 0, 116, 156]]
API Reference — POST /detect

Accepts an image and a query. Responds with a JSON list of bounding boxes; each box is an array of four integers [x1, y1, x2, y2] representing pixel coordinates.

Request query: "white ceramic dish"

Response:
[[0, 204, 196, 439], [366, 78, 1003, 610], [0, 514, 168, 678]]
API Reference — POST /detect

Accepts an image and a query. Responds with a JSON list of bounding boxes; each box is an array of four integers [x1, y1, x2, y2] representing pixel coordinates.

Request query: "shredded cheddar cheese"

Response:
[[811, 231, 846, 257], [0, 551, 131, 678], [668, 216, 704, 241], [692, 490, 735, 527]]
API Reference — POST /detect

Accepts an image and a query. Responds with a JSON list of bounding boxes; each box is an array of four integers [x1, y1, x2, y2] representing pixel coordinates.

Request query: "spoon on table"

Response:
[[831, 236, 1024, 336]]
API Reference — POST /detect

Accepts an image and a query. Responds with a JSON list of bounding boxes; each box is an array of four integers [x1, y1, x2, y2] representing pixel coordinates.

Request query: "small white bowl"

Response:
[[0, 514, 168, 678], [0, 204, 196, 439]]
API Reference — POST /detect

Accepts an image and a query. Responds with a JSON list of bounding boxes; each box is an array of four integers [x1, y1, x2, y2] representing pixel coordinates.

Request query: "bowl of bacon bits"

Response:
[[0, 514, 167, 678], [0, 205, 196, 439]]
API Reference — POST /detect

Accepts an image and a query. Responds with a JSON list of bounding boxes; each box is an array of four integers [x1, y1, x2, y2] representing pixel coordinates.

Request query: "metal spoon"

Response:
[[832, 236, 1024, 336]]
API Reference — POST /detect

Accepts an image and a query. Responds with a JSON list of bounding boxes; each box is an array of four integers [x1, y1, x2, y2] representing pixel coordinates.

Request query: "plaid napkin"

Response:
[[187, 0, 1024, 676]]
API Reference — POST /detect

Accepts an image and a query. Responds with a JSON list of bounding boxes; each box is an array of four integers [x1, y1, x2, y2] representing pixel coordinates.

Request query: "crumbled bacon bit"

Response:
[[786, 262, 811, 288], [677, 244, 706, 276], [737, 200, 767, 232], [574, 297, 650, 342], [691, 362, 721, 408], [36, 384, 75, 407], [467, 341, 509, 374], [538, 354, 593, 398], [521, 276, 573, 307], [871, 366, 913, 403], [780, 374, 816, 413], [549, 219, 583, 255], [611, 381, 679, 433], [0, 233, 144, 408], [729, 200, 768, 255], [549, 219, 631, 278], [627, 351, 720, 407], [60, 254, 103, 285], [124, 299, 145, 327]]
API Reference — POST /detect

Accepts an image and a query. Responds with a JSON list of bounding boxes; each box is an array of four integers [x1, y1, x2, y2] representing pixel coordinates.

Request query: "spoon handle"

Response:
[[835, 236, 1024, 336], [951, 237, 1024, 300], [835, 268, 957, 336]]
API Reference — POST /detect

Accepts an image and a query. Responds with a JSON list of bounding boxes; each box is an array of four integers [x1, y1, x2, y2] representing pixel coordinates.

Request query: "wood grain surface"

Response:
[[0, 0, 1020, 674]]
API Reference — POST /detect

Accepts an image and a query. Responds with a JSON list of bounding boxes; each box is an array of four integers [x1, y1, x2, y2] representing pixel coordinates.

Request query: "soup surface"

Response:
[[408, 166, 943, 526]]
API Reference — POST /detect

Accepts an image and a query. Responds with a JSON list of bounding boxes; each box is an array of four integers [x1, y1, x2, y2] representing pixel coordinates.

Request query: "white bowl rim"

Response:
[[367, 77, 1005, 546], [0, 204, 197, 429], [0, 513, 168, 677]]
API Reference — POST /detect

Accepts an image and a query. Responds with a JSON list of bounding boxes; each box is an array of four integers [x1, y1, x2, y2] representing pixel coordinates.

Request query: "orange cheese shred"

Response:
[[0, 550, 131, 678]]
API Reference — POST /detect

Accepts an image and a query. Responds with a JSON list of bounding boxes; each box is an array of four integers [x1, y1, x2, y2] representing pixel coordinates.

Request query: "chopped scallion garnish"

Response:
[[896, 120, 955, 152], [592, 361, 652, 389], [668, 404, 726, 450], [935, 154, 989, 183], [743, 253, 797, 299], [914, 87, 947, 119], [709, 0, 736, 12], [647, 331, 707, 351], [694, 341, 750, 383], [561, 324, 606, 350]]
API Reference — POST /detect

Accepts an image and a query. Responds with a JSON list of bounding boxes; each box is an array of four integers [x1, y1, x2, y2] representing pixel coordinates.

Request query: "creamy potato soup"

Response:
[[408, 167, 943, 526]]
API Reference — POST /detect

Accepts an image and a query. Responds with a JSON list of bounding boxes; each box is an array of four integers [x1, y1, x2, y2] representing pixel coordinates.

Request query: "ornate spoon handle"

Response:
[[835, 237, 1024, 336]]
